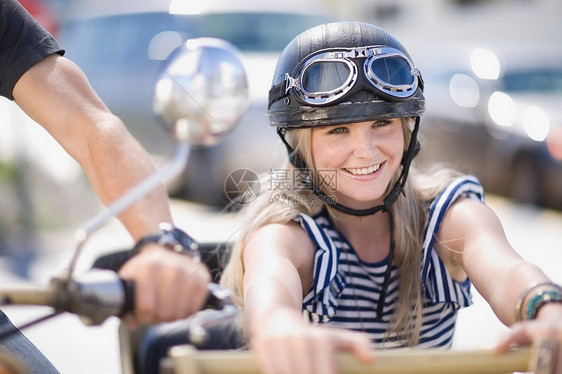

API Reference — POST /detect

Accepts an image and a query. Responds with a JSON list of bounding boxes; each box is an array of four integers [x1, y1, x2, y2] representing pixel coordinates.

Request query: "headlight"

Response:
[[449, 73, 480, 108], [470, 48, 500, 80], [488, 91, 516, 127], [522, 105, 550, 141]]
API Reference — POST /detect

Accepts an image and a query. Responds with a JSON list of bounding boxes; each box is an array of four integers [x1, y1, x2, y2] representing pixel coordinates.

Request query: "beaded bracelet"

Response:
[[515, 282, 562, 321], [132, 223, 200, 262]]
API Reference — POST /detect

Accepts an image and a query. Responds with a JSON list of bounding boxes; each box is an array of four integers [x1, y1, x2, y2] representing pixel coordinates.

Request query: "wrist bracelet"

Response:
[[132, 223, 200, 262], [515, 282, 562, 321], [527, 288, 562, 320]]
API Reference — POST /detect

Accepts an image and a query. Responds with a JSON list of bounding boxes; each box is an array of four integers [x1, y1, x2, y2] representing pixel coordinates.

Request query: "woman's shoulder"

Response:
[[434, 175, 484, 203], [440, 195, 500, 236], [422, 174, 485, 232], [423, 175, 488, 279], [246, 221, 316, 265], [426, 175, 488, 239], [254, 221, 313, 242], [433, 190, 504, 277]]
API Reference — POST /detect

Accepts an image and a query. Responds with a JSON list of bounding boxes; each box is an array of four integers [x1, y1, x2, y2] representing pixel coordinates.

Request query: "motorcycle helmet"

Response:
[[268, 21, 424, 128]]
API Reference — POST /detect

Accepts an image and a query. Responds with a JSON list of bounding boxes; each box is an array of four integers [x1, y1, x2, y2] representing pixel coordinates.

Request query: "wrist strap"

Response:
[[132, 223, 200, 262]]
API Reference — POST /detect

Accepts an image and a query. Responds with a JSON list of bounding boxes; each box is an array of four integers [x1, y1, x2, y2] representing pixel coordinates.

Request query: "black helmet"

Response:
[[268, 22, 425, 128]]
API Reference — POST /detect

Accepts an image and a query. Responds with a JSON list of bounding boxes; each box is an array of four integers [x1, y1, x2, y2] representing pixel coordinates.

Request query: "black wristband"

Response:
[[132, 223, 200, 262]]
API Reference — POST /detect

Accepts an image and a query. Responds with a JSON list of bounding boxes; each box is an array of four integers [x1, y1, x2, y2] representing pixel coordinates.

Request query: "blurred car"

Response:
[[415, 42, 562, 209], [58, 0, 334, 206]]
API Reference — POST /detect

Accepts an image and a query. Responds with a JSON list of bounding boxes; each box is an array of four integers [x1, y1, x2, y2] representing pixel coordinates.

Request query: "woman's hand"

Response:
[[250, 310, 374, 374], [496, 303, 562, 373]]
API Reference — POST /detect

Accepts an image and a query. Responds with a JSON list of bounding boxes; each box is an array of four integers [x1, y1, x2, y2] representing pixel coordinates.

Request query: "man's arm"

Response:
[[13, 53, 210, 324], [13, 53, 170, 238]]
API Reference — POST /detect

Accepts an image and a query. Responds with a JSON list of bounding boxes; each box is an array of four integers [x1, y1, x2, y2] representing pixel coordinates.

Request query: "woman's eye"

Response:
[[373, 120, 392, 127], [328, 126, 348, 135]]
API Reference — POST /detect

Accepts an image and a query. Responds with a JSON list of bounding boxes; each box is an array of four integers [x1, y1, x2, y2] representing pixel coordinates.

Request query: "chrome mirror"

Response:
[[153, 37, 249, 146]]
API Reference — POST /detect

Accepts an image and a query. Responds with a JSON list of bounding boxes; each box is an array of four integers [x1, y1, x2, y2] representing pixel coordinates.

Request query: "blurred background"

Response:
[[0, 0, 561, 372]]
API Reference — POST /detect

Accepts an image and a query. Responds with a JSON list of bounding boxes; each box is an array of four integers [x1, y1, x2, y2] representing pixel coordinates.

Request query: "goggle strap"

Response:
[[269, 81, 288, 108]]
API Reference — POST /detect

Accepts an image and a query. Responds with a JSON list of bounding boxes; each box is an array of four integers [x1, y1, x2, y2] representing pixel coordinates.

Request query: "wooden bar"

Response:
[[169, 345, 534, 374]]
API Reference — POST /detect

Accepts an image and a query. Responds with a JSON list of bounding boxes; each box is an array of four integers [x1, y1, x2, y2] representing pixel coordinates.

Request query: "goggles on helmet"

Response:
[[269, 46, 423, 107]]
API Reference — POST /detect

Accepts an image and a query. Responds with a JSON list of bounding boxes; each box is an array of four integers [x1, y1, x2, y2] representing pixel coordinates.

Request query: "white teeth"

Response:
[[346, 164, 381, 175]]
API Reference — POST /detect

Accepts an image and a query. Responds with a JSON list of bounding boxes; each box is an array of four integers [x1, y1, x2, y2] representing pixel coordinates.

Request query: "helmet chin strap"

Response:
[[276, 116, 421, 320]]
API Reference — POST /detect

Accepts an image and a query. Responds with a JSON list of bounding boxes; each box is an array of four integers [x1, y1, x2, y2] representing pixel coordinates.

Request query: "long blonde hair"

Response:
[[220, 118, 464, 346]]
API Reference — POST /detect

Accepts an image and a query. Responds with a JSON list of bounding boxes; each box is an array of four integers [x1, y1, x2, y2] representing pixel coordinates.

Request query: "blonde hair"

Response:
[[220, 118, 464, 346]]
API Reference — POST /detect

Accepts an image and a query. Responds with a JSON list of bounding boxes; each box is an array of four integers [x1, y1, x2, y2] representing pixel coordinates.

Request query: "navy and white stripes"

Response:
[[421, 175, 484, 308], [297, 176, 484, 348]]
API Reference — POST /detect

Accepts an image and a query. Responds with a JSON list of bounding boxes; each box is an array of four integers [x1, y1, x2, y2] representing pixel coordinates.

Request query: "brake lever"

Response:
[[188, 283, 238, 346]]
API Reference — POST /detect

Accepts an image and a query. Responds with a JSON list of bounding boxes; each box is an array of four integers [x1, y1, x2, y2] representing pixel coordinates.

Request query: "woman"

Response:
[[220, 21, 562, 374]]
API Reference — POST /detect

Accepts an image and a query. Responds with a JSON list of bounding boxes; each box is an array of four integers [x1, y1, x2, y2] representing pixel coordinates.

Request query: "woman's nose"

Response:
[[353, 129, 377, 157]]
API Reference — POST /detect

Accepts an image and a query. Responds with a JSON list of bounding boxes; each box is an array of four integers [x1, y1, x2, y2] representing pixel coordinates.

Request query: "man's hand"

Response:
[[118, 244, 211, 327]]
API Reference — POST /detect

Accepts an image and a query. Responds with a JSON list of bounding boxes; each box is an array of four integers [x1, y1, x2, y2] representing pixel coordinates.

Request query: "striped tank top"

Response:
[[297, 176, 484, 349]]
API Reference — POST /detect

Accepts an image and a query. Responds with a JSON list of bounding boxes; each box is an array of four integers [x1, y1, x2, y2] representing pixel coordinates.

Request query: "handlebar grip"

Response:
[[119, 278, 135, 316], [116, 281, 232, 317]]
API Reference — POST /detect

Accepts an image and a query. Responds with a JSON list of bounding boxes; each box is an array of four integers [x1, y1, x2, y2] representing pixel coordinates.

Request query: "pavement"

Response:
[[0, 196, 561, 373]]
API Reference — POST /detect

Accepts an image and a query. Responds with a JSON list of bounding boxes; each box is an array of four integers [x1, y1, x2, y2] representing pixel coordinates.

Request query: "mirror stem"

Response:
[[63, 141, 191, 279]]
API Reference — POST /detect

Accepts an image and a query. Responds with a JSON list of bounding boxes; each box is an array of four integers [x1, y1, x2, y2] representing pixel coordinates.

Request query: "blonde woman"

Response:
[[221, 21, 562, 374]]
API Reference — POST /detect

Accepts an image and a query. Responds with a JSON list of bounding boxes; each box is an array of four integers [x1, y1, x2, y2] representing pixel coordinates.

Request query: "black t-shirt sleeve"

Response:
[[0, 0, 65, 100]]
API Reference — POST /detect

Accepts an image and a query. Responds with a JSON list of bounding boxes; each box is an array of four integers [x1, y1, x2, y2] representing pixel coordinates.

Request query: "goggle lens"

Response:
[[301, 61, 353, 93], [368, 55, 415, 87]]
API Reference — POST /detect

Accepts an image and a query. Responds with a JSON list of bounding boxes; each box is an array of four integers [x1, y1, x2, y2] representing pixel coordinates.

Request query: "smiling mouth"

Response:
[[345, 163, 382, 176]]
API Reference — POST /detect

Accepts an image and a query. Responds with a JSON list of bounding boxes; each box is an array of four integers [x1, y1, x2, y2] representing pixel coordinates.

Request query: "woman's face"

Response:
[[310, 118, 404, 209]]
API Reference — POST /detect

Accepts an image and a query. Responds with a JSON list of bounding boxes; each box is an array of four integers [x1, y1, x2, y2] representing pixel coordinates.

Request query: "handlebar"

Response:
[[0, 269, 236, 328], [0, 270, 135, 325], [0, 286, 58, 307]]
